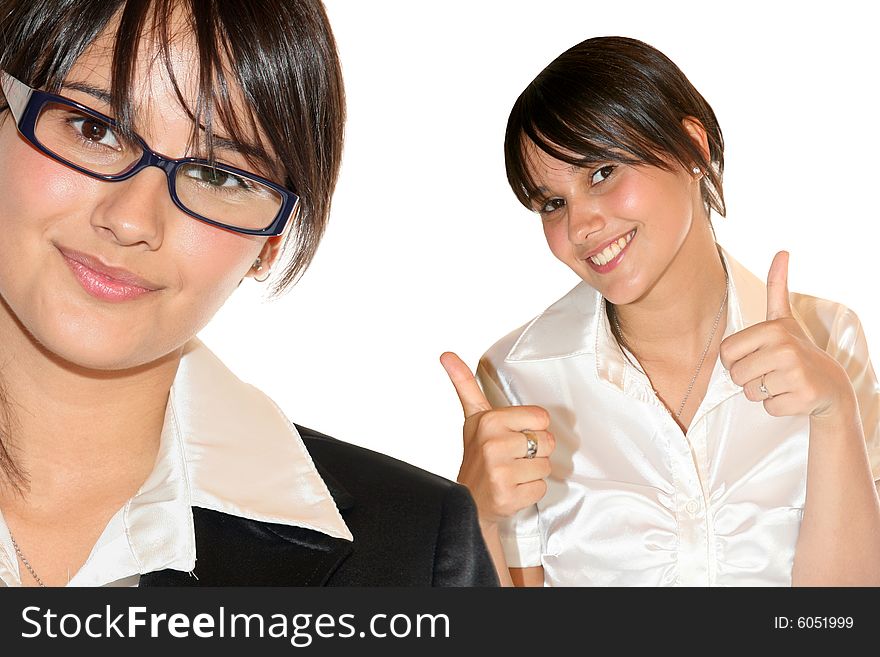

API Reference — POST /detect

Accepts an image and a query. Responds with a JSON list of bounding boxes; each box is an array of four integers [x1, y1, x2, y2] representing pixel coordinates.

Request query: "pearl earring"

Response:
[[692, 166, 701, 175]]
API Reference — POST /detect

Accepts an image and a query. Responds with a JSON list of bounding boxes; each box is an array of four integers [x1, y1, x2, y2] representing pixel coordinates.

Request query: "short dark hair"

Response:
[[504, 35, 725, 218], [0, 0, 345, 297]]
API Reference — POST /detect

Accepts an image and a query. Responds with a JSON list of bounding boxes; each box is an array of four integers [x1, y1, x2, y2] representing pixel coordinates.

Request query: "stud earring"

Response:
[[252, 256, 271, 283], [692, 166, 701, 175]]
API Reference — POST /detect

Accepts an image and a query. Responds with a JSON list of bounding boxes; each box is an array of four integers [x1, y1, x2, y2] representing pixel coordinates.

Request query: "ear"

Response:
[[681, 116, 711, 168], [244, 207, 298, 280], [244, 234, 284, 280]]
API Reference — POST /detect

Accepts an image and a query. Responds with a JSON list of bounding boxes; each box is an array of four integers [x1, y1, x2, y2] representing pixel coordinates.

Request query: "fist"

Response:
[[440, 352, 555, 527], [719, 251, 854, 419]]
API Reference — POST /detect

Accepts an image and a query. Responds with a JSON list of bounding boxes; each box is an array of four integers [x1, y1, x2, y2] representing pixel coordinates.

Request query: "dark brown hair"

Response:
[[503, 35, 726, 360], [505, 35, 724, 218], [0, 0, 344, 490]]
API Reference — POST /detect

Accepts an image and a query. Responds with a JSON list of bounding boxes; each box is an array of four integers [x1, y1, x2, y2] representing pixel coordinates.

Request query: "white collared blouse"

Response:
[[477, 247, 880, 586], [0, 338, 352, 587]]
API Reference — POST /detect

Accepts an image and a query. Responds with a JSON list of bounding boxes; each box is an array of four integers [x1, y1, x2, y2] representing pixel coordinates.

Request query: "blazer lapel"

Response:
[[140, 507, 354, 586], [140, 432, 357, 587]]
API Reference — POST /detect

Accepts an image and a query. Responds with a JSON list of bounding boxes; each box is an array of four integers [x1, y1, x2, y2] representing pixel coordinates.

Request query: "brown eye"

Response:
[[68, 115, 121, 149], [590, 165, 616, 185], [80, 119, 108, 142], [539, 198, 565, 214]]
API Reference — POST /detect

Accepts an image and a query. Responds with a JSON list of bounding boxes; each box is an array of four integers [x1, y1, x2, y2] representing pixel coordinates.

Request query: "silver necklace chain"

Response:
[[8, 530, 46, 587], [613, 274, 729, 419]]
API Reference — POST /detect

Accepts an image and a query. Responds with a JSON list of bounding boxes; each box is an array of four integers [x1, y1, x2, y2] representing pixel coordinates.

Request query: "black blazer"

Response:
[[140, 425, 499, 586]]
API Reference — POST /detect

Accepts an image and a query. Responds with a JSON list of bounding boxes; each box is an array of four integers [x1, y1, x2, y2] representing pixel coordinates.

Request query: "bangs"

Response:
[[1, 0, 277, 180], [111, 0, 277, 179], [505, 85, 673, 210]]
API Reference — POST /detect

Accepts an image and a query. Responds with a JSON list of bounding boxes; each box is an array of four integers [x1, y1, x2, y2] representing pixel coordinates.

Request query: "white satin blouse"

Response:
[[477, 247, 880, 586], [0, 338, 352, 587]]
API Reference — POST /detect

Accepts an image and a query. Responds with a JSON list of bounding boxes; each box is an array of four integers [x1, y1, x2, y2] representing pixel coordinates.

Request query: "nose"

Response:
[[566, 200, 605, 245], [89, 168, 168, 249]]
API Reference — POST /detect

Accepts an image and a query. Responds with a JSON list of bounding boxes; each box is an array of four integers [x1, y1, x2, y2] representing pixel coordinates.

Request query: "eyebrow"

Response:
[[60, 81, 280, 179], [62, 81, 112, 105]]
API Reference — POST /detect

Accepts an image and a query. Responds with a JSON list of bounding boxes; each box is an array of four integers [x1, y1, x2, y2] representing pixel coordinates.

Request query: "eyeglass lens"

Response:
[[33, 102, 283, 231]]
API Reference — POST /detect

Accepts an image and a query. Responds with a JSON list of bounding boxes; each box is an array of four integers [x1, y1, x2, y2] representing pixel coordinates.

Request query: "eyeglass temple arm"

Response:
[[0, 71, 32, 122]]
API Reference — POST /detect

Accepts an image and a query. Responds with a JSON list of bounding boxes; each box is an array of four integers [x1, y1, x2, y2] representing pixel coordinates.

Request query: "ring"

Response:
[[523, 431, 538, 459], [759, 373, 772, 399]]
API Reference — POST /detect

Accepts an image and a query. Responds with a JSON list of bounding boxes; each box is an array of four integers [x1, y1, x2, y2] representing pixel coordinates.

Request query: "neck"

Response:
[[614, 216, 728, 356], [0, 297, 181, 513]]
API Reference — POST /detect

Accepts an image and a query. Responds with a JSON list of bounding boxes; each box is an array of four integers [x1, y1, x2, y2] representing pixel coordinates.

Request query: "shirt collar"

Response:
[[504, 245, 806, 370], [126, 337, 353, 581], [1, 338, 353, 586], [164, 337, 352, 536], [95, 337, 355, 584]]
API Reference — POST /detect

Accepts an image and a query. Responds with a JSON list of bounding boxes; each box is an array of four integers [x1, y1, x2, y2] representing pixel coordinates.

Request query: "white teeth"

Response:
[[602, 243, 620, 262], [589, 230, 635, 266]]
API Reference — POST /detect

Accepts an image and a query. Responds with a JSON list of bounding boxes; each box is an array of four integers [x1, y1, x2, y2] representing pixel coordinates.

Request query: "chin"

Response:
[[586, 271, 649, 306], [26, 312, 164, 372], [44, 335, 149, 371]]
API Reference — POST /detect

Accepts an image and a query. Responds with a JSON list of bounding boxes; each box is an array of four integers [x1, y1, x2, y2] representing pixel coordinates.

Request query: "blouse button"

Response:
[[685, 499, 700, 516]]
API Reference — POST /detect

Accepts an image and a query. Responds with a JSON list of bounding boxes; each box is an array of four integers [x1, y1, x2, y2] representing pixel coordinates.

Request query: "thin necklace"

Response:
[[8, 530, 46, 587], [613, 273, 729, 419]]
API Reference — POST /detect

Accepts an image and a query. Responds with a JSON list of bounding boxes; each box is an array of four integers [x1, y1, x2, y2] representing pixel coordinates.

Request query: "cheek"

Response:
[[171, 221, 261, 318], [610, 172, 692, 242], [609, 175, 647, 216], [543, 219, 573, 263], [0, 138, 90, 230], [0, 132, 97, 297]]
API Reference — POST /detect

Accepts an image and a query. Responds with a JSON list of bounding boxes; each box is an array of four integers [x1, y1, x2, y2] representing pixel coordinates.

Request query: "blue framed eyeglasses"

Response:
[[0, 70, 299, 236]]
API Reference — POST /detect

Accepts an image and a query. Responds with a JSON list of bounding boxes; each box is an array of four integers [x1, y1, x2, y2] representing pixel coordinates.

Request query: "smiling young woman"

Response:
[[0, 0, 496, 587], [442, 36, 880, 587]]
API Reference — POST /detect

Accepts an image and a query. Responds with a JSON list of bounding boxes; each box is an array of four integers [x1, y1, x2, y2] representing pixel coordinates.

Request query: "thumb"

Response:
[[440, 351, 492, 418], [766, 250, 792, 320]]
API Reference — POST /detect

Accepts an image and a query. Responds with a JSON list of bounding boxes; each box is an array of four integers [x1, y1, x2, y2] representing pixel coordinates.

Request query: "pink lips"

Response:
[[58, 246, 160, 302], [584, 230, 635, 274]]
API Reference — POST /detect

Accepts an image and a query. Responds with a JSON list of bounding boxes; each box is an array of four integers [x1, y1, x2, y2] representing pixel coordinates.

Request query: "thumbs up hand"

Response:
[[440, 352, 555, 528], [719, 251, 854, 419]]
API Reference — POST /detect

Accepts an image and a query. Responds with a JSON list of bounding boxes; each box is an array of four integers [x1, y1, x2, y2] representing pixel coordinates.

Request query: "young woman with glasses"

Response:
[[0, 0, 496, 587], [442, 36, 880, 587]]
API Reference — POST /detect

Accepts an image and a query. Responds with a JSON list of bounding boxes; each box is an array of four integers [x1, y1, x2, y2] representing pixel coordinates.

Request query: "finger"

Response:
[[720, 317, 797, 369], [440, 351, 491, 417], [766, 250, 792, 320], [727, 348, 776, 387], [519, 430, 556, 459], [510, 456, 553, 484], [720, 324, 769, 369], [476, 405, 551, 434], [742, 371, 786, 402], [479, 430, 555, 464], [512, 479, 549, 508], [762, 392, 800, 418], [503, 430, 555, 460]]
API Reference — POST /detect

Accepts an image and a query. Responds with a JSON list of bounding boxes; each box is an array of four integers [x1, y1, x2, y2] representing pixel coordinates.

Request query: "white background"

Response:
[[200, 0, 879, 481]]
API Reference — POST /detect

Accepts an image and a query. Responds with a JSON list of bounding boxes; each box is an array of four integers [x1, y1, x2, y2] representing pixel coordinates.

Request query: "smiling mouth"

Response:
[[587, 229, 636, 266]]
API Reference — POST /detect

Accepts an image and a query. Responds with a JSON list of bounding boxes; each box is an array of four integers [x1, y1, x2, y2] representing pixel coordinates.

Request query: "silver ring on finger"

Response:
[[759, 373, 773, 399], [522, 430, 538, 459]]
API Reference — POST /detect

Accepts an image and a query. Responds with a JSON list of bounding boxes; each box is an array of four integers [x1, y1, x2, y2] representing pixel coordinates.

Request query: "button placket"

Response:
[[660, 408, 711, 585]]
